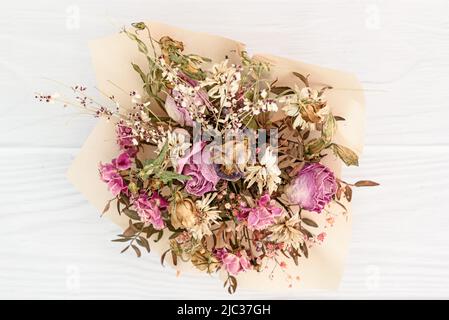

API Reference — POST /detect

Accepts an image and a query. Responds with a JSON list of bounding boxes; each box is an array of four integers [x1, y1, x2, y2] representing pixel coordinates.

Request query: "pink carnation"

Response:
[[112, 152, 132, 170], [241, 194, 283, 231], [217, 249, 251, 275], [133, 192, 168, 230], [98, 152, 132, 197]]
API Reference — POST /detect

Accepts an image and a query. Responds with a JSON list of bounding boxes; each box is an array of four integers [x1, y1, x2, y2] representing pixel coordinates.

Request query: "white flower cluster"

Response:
[[242, 89, 278, 115], [202, 60, 242, 109], [157, 129, 191, 167], [245, 147, 282, 195], [281, 85, 329, 129]]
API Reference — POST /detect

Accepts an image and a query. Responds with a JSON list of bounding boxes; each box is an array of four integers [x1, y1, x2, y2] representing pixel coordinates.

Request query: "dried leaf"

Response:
[[332, 144, 359, 166], [137, 236, 150, 253], [120, 245, 130, 254], [101, 200, 112, 217], [160, 249, 170, 267], [306, 138, 326, 155], [322, 113, 337, 142], [131, 245, 141, 258], [123, 208, 140, 221], [344, 186, 353, 202], [293, 72, 310, 87], [354, 180, 379, 187], [302, 218, 318, 228]]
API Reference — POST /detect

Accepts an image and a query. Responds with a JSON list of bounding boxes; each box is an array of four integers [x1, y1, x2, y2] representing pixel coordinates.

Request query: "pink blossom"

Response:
[[242, 194, 283, 231], [99, 163, 117, 182], [285, 163, 337, 213], [116, 124, 134, 149], [317, 232, 327, 242], [133, 192, 168, 230], [218, 249, 251, 275], [112, 152, 132, 170], [107, 174, 128, 197], [99, 152, 133, 197], [99, 163, 128, 196]]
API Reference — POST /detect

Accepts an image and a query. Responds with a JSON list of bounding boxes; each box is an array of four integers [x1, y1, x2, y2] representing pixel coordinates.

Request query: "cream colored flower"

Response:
[[157, 129, 191, 168], [268, 213, 303, 249], [245, 147, 281, 194], [170, 197, 197, 230], [201, 59, 241, 108], [281, 85, 329, 129], [191, 193, 221, 240]]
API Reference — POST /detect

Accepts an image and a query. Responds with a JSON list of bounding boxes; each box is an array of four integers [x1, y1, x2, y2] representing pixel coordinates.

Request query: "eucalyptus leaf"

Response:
[[332, 144, 359, 166]]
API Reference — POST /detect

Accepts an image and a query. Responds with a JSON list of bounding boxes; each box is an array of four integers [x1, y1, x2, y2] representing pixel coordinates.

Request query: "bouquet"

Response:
[[37, 22, 376, 293]]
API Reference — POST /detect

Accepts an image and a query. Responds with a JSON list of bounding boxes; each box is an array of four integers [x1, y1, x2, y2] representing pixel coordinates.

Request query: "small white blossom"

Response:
[[244, 147, 281, 194]]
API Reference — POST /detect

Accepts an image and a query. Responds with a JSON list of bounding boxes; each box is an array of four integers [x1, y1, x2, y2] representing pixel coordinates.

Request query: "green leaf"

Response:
[[332, 144, 359, 166], [131, 22, 147, 30], [144, 142, 168, 167], [156, 170, 191, 184], [131, 63, 147, 84], [123, 30, 148, 55]]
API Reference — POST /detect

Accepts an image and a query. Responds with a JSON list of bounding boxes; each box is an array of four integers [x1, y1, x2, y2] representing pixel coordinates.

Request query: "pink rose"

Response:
[[285, 163, 337, 213], [133, 192, 168, 230], [177, 141, 220, 196], [241, 194, 283, 231]]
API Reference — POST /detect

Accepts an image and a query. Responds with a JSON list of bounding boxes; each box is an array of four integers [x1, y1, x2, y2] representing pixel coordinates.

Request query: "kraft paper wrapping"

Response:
[[67, 21, 365, 290]]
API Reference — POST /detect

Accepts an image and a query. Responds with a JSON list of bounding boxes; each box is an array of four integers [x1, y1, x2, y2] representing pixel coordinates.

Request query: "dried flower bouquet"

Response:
[[37, 22, 376, 293]]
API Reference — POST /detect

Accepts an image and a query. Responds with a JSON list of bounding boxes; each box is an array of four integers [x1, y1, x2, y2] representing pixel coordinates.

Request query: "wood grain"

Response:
[[1, 0, 449, 299]]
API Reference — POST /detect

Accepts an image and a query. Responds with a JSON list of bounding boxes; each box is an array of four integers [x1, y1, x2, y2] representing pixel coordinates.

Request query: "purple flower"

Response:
[[285, 163, 337, 213], [242, 194, 283, 231], [177, 141, 220, 196], [133, 192, 168, 230]]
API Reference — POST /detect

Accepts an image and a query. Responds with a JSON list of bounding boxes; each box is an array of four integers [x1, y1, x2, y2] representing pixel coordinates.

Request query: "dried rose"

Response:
[[285, 162, 337, 213], [171, 197, 197, 230], [177, 141, 220, 196]]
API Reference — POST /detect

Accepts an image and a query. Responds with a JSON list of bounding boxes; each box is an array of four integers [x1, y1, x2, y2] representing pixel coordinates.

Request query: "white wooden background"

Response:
[[1, 0, 449, 299]]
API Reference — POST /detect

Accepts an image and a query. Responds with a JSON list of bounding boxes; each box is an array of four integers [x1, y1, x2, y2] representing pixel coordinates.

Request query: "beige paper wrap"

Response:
[[67, 21, 365, 290]]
